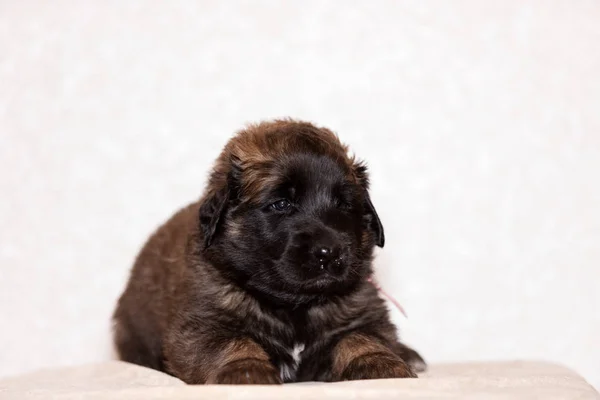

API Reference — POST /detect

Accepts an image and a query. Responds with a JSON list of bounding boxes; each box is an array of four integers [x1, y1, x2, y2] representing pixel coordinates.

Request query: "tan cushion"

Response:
[[0, 361, 598, 400]]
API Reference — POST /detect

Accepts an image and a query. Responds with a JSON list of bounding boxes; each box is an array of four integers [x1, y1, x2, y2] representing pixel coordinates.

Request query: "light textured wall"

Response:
[[1, 0, 599, 388]]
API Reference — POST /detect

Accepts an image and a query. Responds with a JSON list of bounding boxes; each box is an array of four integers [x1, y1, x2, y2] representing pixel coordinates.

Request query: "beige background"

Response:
[[1, 0, 599, 389]]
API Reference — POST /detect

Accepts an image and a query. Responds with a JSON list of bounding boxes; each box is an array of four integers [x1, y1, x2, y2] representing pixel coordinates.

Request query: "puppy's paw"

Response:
[[210, 359, 282, 385], [403, 349, 427, 373], [393, 342, 428, 373], [399, 347, 427, 373], [341, 352, 417, 381]]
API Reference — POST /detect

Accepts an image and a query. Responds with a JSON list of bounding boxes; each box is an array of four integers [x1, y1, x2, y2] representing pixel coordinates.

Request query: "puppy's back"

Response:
[[112, 202, 199, 371]]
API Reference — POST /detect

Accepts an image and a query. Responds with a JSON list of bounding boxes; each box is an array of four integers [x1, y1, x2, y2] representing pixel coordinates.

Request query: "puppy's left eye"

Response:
[[271, 199, 292, 211], [335, 197, 353, 211]]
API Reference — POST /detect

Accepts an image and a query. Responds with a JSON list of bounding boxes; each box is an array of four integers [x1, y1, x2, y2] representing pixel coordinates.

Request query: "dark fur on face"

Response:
[[113, 119, 426, 384]]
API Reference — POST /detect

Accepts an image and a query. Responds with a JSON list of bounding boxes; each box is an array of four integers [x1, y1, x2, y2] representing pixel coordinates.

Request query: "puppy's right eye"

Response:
[[271, 199, 292, 212]]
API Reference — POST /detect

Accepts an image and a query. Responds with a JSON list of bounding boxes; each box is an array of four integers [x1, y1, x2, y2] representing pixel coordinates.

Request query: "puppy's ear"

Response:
[[199, 160, 241, 248], [199, 185, 229, 248], [364, 191, 385, 247], [354, 161, 385, 248]]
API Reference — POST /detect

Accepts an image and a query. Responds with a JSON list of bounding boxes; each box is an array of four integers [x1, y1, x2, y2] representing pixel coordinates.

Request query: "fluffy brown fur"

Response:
[[113, 119, 425, 384]]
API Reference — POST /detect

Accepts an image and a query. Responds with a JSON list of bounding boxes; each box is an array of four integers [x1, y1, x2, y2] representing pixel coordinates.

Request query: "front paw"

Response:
[[341, 352, 417, 381], [402, 347, 427, 373], [394, 343, 428, 373], [210, 358, 282, 385]]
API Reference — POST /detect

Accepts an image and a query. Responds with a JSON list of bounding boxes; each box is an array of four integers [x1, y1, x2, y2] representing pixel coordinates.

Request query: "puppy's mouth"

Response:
[[316, 255, 345, 277], [296, 253, 351, 289], [308, 273, 344, 289], [251, 252, 360, 305], [272, 238, 358, 295]]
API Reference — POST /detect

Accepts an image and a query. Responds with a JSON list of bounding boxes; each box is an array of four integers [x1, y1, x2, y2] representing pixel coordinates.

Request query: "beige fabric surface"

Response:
[[0, 361, 597, 400]]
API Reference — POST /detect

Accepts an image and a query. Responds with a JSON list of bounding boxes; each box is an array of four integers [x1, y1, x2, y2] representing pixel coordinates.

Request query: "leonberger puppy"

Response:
[[113, 119, 425, 384]]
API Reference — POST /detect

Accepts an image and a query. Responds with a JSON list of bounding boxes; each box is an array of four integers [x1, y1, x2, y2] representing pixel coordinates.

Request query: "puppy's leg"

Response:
[[331, 332, 417, 381], [165, 334, 281, 385], [208, 338, 282, 385], [113, 307, 165, 371], [393, 341, 427, 373]]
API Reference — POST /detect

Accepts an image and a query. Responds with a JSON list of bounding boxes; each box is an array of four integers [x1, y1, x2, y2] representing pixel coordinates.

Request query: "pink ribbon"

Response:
[[367, 277, 407, 318]]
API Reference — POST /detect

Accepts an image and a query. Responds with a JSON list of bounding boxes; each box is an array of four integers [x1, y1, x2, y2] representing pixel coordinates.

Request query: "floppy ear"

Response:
[[199, 185, 230, 248], [354, 161, 385, 248], [364, 191, 385, 248], [199, 158, 243, 248]]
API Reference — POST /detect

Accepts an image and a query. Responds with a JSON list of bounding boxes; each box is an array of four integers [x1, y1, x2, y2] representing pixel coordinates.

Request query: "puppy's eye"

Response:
[[335, 198, 352, 211], [271, 199, 292, 212]]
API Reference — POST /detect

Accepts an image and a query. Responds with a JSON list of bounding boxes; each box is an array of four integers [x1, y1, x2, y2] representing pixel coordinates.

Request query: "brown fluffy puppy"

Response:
[[113, 119, 426, 384]]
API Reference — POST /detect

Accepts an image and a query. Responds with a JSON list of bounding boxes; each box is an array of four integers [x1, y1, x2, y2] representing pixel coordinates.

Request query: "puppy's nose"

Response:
[[313, 245, 344, 275], [316, 246, 333, 259], [314, 245, 339, 260]]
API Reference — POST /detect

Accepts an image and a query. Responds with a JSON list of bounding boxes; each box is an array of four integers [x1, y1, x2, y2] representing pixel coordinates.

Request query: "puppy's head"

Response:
[[200, 120, 384, 305]]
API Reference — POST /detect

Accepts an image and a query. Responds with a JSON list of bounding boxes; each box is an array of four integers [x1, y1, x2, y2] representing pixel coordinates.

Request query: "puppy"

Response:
[[113, 119, 426, 384]]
